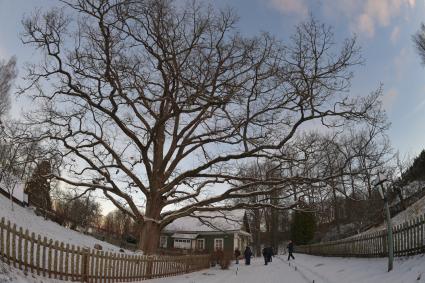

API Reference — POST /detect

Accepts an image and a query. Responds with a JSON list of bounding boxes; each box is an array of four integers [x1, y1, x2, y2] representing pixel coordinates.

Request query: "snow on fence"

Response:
[[0, 217, 211, 282], [297, 213, 425, 258]]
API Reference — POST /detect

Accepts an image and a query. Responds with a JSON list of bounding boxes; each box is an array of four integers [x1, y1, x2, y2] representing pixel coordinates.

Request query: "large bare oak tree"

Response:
[[21, 0, 383, 254]]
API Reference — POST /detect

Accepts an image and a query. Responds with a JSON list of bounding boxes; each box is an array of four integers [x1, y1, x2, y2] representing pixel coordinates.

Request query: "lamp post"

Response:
[[373, 173, 393, 272]]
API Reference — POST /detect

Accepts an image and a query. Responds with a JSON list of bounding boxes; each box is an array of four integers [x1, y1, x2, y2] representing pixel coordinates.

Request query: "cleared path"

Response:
[[141, 253, 425, 283], [141, 256, 309, 283]]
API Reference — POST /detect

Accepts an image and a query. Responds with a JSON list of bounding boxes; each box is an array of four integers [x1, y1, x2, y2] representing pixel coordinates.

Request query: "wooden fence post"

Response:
[[185, 256, 190, 274], [81, 248, 90, 283], [146, 256, 153, 279]]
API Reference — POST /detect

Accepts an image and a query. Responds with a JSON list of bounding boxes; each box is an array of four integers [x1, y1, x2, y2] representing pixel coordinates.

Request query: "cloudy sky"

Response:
[[1, 0, 425, 158]]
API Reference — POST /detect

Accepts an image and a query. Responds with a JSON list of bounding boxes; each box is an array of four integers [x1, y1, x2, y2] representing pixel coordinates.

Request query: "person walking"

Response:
[[287, 240, 295, 261], [262, 247, 269, 265], [244, 246, 253, 265], [267, 246, 273, 263], [234, 248, 241, 264]]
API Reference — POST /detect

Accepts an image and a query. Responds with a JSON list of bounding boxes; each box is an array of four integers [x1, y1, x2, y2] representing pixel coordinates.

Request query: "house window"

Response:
[[196, 238, 205, 250], [214, 238, 224, 251], [159, 236, 168, 248], [174, 239, 191, 249]]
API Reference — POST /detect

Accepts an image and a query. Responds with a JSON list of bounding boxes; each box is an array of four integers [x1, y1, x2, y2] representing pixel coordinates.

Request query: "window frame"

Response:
[[214, 238, 224, 251], [196, 238, 205, 250]]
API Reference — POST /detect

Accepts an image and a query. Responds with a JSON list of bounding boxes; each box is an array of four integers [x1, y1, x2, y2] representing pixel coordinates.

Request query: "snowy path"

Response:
[[142, 257, 308, 283], [140, 254, 425, 283]]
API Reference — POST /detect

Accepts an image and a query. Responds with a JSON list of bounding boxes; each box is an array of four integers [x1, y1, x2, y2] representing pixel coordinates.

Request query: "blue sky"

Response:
[[1, 0, 425, 157]]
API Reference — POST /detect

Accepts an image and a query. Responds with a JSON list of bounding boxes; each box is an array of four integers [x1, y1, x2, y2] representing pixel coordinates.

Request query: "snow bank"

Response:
[[137, 254, 425, 283], [0, 194, 126, 253], [289, 253, 425, 283], [0, 261, 63, 283]]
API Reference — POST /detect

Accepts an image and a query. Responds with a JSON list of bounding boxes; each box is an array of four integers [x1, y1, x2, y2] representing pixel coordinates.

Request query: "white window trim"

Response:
[[214, 238, 224, 251], [174, 238, 192, 249]]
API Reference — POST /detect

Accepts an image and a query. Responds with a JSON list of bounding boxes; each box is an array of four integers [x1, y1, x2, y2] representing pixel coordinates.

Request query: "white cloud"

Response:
[[391, 26, 401, 43], [269, 0, 308, 17], [382, 89, 398, 111], [345, 0, 415, 38], [269, 0, 416, 39], [394, 47, 409, 80], [357, 13, 375, 37]]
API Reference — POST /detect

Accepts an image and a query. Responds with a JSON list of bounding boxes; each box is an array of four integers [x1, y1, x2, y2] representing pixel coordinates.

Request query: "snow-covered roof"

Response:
[[163, 210, 246, 233], [171, 233, 199, 239]]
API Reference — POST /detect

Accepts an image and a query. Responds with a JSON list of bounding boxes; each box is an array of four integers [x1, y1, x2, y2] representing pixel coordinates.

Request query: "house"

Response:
[[160, 210, 251, 254]]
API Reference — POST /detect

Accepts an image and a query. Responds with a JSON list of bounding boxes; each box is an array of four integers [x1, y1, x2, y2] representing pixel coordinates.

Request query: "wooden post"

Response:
[[76, 246, 81, 281], [42, 237, 47, 277], [12, 224, 17, 267], [59, 242, 64, 280], [5, 220, 10, 264], [94, 250, 99, 283], [71, 245, 76, 281], [146, 255, 153, 279], [24, 229, 29, 272], [48, 239, 53, 278], [18, 227, 23, 269], [30, 232, 35, 273], [65, 243, 69, 281], [53, 240, 59, 279], [81, 248, 90, 283], [0, 218, 4, 259]]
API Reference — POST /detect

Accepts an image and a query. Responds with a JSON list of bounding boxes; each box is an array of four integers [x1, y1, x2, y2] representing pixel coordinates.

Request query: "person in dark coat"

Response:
[[287, 240, 295, 261], [267, 247, 273, 263], [244, 246, 252, 265], [262, 247, 269, 265], [234, 248, 241, 264]]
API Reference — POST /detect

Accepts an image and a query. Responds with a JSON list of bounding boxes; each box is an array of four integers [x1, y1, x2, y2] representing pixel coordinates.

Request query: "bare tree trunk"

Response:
[[331, 182, 341, 236], [270, 190, 279, 249], [139, 221, 161, 255], [253, 209, 261, 257], [139, 196, 163, 254]]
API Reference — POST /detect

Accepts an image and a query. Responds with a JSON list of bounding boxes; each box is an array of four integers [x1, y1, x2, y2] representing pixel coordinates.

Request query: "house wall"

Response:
[[202, 234, 234, 252], [161, 232, 251, 254]]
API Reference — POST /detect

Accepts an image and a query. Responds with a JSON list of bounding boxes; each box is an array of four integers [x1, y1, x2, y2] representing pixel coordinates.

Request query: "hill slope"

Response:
[[0, 194, 127, 253], [360, 190, 425, 235]]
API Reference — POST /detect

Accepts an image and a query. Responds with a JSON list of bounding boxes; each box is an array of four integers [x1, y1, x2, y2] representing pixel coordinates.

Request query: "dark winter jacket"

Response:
[[234, 249, 241, 258], [287, 242, 294, 253], [262, 247, 268, 257], [267, 247, 274, 257], [244, 247, 252, 258]]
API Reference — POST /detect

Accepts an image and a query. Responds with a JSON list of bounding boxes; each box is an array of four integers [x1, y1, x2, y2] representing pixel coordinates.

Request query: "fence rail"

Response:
[[0, 217, 211, 282], [297, 213, 425, 258]]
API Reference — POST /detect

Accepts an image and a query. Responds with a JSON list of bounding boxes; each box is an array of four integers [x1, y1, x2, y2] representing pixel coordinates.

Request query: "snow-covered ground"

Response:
[[139, 254, 425, 283], [1, 252, 424, 283], [0, 260, 63, 283], [0, 194, 127, 253]]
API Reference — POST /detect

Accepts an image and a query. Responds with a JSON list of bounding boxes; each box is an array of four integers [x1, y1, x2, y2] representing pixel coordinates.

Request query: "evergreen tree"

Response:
[[291, 210, 316, 245], [25, 160, 52, 211]]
